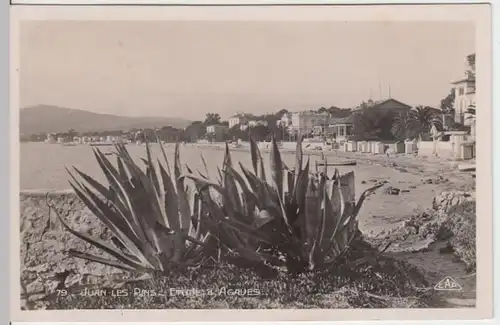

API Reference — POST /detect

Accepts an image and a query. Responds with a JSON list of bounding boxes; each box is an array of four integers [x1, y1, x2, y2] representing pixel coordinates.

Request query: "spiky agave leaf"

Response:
[[186, 143, 300, 269], [61, 141, 211, 274], [269, 136, 284, 201], [224, 165, 258, 219], [304, 177, 322, 267], [174, 144, 192, 232], [286, 169, 295, 198], [295, 133, 303, 181], [67, 171, 152, 263], [154, 129, 172, 175], [67, 249, 138, 272], [75, 147, 168, 268], [315, 185, 335, 258], [184, 165, 280, 241], [200, 153, 211, 179], [249, 137, 266, 181], [54, 200, 152, 272], [118, 141, 172, 267], [180, 137, 383, 274], [222, 143, 243, 216], [73, 149, 159, 256], [336, 172, 356, 246]]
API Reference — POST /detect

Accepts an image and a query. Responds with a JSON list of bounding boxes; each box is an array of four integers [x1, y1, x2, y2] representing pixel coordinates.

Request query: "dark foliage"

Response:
[[352, 109, 398, 141]]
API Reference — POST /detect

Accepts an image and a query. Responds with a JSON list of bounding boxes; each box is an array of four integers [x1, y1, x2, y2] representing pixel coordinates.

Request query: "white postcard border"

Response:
[[9, 3, 494, 322]]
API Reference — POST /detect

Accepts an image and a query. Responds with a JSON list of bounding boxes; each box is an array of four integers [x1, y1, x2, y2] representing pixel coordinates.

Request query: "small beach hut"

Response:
[[393, 141, 405, 154], [346, 141, 357, 152], [372, 142, 385, 154], [461, 142, 474, 160], [361, 141, 371, 153], [404, 139, 418, 154]]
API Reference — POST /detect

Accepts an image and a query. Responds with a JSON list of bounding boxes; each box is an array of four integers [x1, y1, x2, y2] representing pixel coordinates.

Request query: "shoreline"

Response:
[[156, 142, 473, 176], [20, 142, 474, 193]]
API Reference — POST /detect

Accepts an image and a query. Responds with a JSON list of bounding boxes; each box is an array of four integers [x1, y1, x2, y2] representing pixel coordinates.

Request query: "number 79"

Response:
[[56, 289, 68, 297]]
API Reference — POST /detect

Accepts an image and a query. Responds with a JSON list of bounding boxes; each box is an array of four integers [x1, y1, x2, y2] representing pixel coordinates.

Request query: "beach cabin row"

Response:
[[342, 140, 415, 154], [341, 141, 385, 154]]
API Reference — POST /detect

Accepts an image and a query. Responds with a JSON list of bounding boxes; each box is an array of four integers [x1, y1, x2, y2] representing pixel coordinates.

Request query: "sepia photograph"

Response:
[[11, 3, 493, 322]]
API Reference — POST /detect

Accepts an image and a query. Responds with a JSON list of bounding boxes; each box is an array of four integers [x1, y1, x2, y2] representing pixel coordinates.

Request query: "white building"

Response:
[[277, 112, 292, 127], [206, 124, 229, 134], [228, 115, 243, 129], [451, 54, 476, 126], [289, 111, 329, 136], [451, 77, 475, 126], [206, 124, 229, 142], [228, 113, 251, 129], [248, 120, 268, 127]]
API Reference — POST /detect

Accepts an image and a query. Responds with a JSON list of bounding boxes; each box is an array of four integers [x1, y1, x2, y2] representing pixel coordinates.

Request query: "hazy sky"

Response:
[[19, 21, 474, 120]]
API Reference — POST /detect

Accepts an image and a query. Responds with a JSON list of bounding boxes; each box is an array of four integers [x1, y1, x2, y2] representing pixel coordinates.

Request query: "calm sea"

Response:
[[20, 142, 403, 196], [22, 142, 441, 238]]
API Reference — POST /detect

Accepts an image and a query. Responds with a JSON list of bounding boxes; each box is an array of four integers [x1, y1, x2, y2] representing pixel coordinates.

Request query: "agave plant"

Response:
[[54, 139, 213, 274], [181, 136, 384, 274]]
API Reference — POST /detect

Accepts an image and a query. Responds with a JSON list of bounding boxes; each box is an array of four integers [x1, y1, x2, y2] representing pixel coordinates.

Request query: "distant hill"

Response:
[[20, 105, 192, 134]]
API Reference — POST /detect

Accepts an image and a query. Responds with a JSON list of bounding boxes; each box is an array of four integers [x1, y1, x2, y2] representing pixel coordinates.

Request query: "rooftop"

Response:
[[292, 111, 329, 116], [328, 115, 354, 125], [312, 115, 354, 127], [451, 76, 475, 85], [229, 113, 254, 119], [353, 98, 412, 111]]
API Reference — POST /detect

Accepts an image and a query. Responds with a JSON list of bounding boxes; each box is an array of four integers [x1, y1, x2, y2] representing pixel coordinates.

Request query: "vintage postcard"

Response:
[[10, 3, 493, 322]]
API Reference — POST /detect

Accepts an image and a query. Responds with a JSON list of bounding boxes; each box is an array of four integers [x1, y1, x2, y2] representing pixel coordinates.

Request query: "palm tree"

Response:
[[466, 53, 476, 79], [465, 103, 476, 137], [465, 103, 476, 126], [391, 111, 415, 141], [391, 106, 442, 141], [411, 106, 442, 139], [440, 88, 455, 130], [466, 103, 476, 117]]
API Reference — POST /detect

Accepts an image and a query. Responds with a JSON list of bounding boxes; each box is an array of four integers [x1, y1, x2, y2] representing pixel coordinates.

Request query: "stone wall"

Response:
[[20, 190, 126, 306]]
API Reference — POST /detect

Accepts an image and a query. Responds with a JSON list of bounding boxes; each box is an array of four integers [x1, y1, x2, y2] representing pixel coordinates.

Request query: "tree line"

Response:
[[21, 61, 475, 145]]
